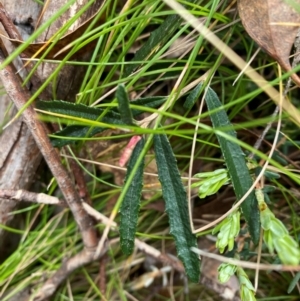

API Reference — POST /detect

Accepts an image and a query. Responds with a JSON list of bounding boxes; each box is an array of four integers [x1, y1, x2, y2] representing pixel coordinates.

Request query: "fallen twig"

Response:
[[0, 189, 66, 207], [0, 33, 99, 298], [3, 188, 250, 300], [0, 3, 103, 299], [0, 49, 98, 248], [33, 247, 108, 301], [191, 247, 300, 272], [0, 188, 185, 274]]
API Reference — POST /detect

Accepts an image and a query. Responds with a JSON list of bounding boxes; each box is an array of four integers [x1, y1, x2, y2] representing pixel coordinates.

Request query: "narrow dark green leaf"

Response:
[[254, 166, 280, 180], [124, 14, 182, 76], [130, 96, 167, 115], [116, 85, 134, 125], [124, 0, 198, 77], [153, 133, 200, 282], [37, 97, 166, 118], [37, 100, 117, 120], [205, 87, 260, 245], [37, 97, 166, 147], [183, 83, 204, 109], [272, 150, 288, 166], [287, 271, 300, 293], [50, 125, 106, 148], [119, 138, 145, 255], [37, 100, 124, 147]]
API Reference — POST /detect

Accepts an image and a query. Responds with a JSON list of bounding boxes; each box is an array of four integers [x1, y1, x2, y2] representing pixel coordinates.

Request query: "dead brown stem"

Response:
[[99, 255, 107, 295], [0, 3, 104, 299], [33, 247, 107, 301], [0, 189, 66, 206], [0, 188, 186, 276], [0, 51, 98, 247], [68, 150, 93, 206]]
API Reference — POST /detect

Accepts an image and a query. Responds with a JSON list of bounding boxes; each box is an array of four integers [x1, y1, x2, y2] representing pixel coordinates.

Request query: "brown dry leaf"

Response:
[[6, 1, 106, 59], [238, 0, 300, 85]]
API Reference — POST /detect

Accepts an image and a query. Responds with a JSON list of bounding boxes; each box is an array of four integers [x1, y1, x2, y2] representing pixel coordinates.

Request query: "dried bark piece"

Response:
[[238, 0, 300, 85]]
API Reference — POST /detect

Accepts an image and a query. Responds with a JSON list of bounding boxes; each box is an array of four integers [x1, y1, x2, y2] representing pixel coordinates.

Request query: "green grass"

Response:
[[1, 0, 300, 300]]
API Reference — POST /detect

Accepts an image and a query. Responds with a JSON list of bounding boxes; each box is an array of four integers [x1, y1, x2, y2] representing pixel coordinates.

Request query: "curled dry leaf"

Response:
[[5, 1, 105, 59], [238, 0, 300, 85]]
